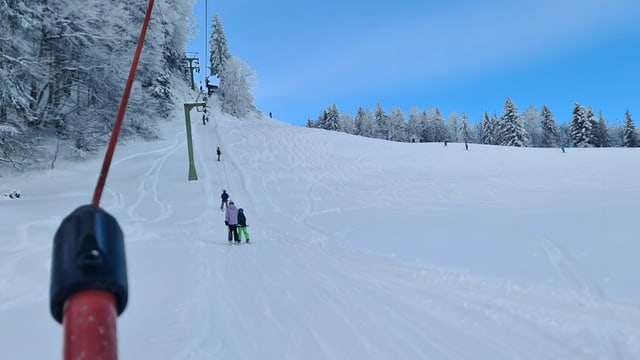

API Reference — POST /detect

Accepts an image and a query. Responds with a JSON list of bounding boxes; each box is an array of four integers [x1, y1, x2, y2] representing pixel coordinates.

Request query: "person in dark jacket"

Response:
[[216, 146, 222, 161], [237, 208, 250, 243], [220, 190, 229, 210], [225, 201, 239, 244]]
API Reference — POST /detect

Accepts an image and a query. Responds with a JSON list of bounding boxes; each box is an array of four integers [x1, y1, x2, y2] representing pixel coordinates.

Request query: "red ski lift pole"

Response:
[[50, 205, 128, 360], [49, 1, 155, 359]]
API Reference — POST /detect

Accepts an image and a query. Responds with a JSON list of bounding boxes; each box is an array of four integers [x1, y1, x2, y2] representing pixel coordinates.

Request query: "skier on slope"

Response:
[[216, 146, 222, 161], [237, 208, 250, 243], [225, 201, 240, 244], [220, 189, 229, 210]]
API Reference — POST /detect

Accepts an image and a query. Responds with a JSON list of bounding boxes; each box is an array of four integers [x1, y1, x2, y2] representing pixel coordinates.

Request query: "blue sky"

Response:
[[187, 0, 640, 126]]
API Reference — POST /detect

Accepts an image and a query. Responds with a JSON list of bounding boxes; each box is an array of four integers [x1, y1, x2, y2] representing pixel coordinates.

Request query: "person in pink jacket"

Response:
[[224, 201, 239, 244]]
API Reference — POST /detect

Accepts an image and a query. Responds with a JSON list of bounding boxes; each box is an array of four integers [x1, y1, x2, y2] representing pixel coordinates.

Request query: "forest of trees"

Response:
[[0, 0, 195, 171], [309, 99, 639, 148], [0, 5, 257, 173]]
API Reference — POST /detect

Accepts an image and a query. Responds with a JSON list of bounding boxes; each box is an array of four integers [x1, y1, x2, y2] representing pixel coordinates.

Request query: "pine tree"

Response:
[[539, 105, 558, 147], [481, 111, 497, 145], [597, 111, 610, 147], [339, 113, 354, 134], [521, 105, 539, 146], [460, 113, 474, 144], [354, 107, 367, 136], [431, 108, 448, 142], [585, 107, 600, 147], [219, 56, 256, 117], [622, 110, 639, 147], [374, 103, 389, 140], [447, 111, 461, 142], [322, 104, 340, 131], [406, 108, 423, 142], [418, 110, 433, 142], [569, 103, 594, 147], [354, 107, 375, 138], [499, 98, 526, 147], [209, 13, 231, 78], [388, 107, 406, 142], [306, 119, 315, 128]]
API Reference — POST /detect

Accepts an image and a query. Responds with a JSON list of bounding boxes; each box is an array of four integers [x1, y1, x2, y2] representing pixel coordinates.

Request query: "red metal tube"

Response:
[[63, 290, 118, 360]]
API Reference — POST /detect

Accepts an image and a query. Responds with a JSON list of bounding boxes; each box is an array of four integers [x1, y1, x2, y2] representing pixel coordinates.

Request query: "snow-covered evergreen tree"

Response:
[[320, 104, 340, 131], [339, 113, 354, 134], [460, 113, 474, 144], [306, 118, 315, 128], [406, 108, 423, 142], [354, 107, 367, 136], [584, 107, 601, 147], [219, 56, 256, 117], [417, 110, 433, 142], [521, 105, 539, 146], [597, 111, 610, 147], [447, 111, 461, 142], [569, 103, 594, 147], [499, 98, 526, 147], [431, 108, 448, 142], [622, 110, 639, 147], [209, 13, 231, 79], [480, 111, 498, 145], [388, 107, 406, 142], [539, 105, 558, 147], [374, 103, 389, 140], [354, 107, 375, 138]]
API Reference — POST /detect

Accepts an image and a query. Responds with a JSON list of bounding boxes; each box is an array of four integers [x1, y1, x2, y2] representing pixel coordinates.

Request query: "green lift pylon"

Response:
[[183, 102, 206, 181]]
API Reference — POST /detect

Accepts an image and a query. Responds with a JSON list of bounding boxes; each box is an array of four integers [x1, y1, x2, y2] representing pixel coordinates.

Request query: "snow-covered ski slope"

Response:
[[1, 94, 639, 359]]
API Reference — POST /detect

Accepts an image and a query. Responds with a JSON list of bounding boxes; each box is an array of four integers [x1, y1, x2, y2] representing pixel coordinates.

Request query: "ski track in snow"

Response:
[[108, 131, 184, 222]]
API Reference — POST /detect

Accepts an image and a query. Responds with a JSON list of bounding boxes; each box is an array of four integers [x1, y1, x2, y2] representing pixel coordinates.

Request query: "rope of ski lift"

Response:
[[92, 0, 156, 207], [50, 1, 156, 359]]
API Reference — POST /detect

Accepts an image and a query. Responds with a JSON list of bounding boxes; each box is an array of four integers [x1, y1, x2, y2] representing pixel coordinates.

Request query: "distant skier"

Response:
[[237, 208, 250, 243], [216, 146, 222, 161], [225, 201, 240, 244], [220, 189, 229, 210]]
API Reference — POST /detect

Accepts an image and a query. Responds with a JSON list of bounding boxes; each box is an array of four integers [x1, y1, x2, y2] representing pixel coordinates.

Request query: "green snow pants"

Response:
[[238, 226, 250, 242]]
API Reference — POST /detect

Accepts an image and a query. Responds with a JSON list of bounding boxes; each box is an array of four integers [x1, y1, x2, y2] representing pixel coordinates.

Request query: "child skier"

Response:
[[237, 208, 250, 243]]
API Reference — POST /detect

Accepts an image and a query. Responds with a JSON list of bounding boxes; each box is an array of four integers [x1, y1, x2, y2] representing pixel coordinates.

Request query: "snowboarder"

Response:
[[216, 146, 222, 161], [220, 189, 229, 210], [237, 208, 250, 243], [225, 201, 240, 244]]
